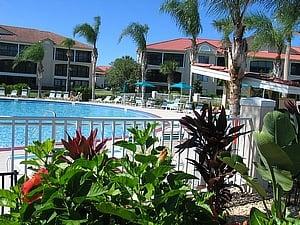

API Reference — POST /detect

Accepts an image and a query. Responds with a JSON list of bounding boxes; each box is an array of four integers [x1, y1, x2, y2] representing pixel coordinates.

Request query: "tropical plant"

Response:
[[13, 42, 44, 98], [176, 105, 248, 219], [106, 56, 140, 92], [60, 38, 75, 93], [119, 22, 149, 103], [160, 0, 201, 102], [193, 79, 202, 93], [73, 16, 101, 100], [0, 126, 218, 225], [205, 0, 258, 116], [220, 109, 300, 224], [159, 60, 178, 98]]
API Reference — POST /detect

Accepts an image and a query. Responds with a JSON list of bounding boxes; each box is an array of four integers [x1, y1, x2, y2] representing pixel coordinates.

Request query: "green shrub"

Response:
[[0, 83, 28, 95], [73, 86, 92, 101]]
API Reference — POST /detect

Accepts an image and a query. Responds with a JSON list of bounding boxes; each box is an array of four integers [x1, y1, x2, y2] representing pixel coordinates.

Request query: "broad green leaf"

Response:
[[262, 111, 295, 147], [20, 159, 40, 167], [114, 140, 136, 153], [135, 154, 157, 164], [152, 165, 173, 178], [95, 202, 136, 222], [255, 163, 293, 192], [112, 174, 138, 188], [144, 183, 154, 200], [87, 183, 106, 197], [249, 207, 269, 225], [41, 139, 55, 154], [219, 153, 249, 175], [106, 184, 121, 196], [255, 132, 294, 171], [243, 175, 268, 198], [284, 143, 300, 176], [169, 171, 198, 181], [62, 220, 87, 225], [0, 190, 17, 208]]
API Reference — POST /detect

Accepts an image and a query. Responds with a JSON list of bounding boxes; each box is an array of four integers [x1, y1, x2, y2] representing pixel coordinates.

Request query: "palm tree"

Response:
[[160, 0, 201, 102], [247, 13, 286, 78], [73, 16, 101, 100], [205, 0, 258, 116], [160, 60, 178, 99], [13, 42, 44, 98], [119, 22, 149, 103], [61, 38, 75, 93]]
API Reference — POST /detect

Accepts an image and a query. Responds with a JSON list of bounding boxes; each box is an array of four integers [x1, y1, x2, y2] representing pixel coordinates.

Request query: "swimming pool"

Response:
[[0, 99, 156, 148]]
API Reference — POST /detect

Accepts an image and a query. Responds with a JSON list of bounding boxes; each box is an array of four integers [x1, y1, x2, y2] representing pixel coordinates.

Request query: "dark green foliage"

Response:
[[193, 79, 202, 93], [0, 83, 29, 95], [176, 105, 248, 218], [0, 124, 218, 224], [73, 86, 92, 101]]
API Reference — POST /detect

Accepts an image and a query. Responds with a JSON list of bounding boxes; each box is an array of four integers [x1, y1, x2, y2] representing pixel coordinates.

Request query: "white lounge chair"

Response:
[[63, 92, 69, 100], [55, 91, 62, 99], [0, 88, 5, 96], [49, 90, 56, 99], [10, 90, 18, 97], [21, 89, 28, 98], [113, 96, 122, 104], [102, 96, 112, 103], [167, 98, 181, 110]]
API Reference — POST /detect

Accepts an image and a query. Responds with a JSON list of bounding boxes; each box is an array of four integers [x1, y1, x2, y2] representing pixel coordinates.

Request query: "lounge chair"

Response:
[[102, 96, 112, 103], [63, 92, 69, 100], [55, 91, 62, 99], [9, 90, 18, 97], [21, 89, 28, 98], [112, 96, 122, 104], [135, 98, 143, 106], [49, 90, 56, 99], [167, 98, 181, 110], [0, 87, 5, 96]]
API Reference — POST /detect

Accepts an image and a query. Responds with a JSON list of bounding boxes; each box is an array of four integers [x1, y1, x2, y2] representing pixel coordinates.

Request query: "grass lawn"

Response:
[[95, 89, 114, 97]]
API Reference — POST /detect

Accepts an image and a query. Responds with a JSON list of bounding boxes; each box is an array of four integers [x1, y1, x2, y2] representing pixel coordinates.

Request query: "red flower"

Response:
[[22, 168, 48, 204]]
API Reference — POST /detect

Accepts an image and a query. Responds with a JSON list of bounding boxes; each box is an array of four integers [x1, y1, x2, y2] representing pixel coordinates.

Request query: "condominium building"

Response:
[[95, 66, 111, 88], [145, 38, 300, 95], [0, 25, 93, 89]]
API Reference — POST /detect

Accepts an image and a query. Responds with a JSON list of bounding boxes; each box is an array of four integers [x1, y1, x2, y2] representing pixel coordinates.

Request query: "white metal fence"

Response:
[[0, 116, 255, 190]]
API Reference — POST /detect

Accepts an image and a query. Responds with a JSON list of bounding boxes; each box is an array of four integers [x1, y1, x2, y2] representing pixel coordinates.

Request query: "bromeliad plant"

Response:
[[0, 125, 218, 225], [220, 110, 300, 224], [176, 105, 248, 218]]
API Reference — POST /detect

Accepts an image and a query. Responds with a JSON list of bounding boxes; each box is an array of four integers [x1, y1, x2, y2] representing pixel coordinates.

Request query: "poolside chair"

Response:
[[167, 98, 181, 110], [135, 98, 143, 106], [63, 92, 69, 100], [9, 90, 18, 97], [48, 90, 56, 99], [21, 89, 28, 98], [55, 91, 62, 99], [112, 96, 122, 104], [102, 96, 112, 103], [0, 87, 4, 97]]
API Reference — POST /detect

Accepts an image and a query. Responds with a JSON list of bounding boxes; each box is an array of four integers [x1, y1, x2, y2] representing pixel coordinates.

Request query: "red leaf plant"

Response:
[[61, 128, 107, 160], [22, 168, 48, 204]]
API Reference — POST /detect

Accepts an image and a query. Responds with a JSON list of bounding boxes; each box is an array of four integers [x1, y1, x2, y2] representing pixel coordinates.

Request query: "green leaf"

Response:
[[95, 202, 136, 222], [254, 132, 294, 171], [87, 183, 106, 197], [284, 143, 300, 176], [152, 165, 173, 178], [20, 159, 40, 167], [135, 154, 158, 164], [112, 174, 138, 188], [262, 111, 295, 147], [144, 183, 154, 200], [114, 140, 136, 153], [255, 163, 293, 192], [219, 152, 249, 175], [0, 190, 17, 208], [249, 207, 269, 225], [62, 220, 87, 225]]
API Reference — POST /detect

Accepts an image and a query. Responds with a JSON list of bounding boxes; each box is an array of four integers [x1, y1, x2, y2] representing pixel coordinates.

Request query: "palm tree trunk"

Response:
[[189, 38, 198, 102], [37, 62, 43, 98], [66, 50, 71, 93], [283, 37, 291, 97], [273, 56, 282, 78], [167, 73, 171, 100], [229, 28, 247, 116], [91, 47, 98, 100], [141, 51, 146, 104]]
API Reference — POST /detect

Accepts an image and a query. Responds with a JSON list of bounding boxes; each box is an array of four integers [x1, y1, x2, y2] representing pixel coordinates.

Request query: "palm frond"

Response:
[[160, 0, 201, 38], [73, 23, 96, 45], [119, 22, 149, 51], [160, 60, 178, 75], [212, 18, 233, 46], [93, 16, 101, 41], [13, 42, 44, 69], [60, 38, 75, 49]]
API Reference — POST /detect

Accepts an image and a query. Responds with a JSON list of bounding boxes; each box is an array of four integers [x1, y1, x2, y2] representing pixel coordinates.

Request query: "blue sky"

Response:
[[0, 0, 299, 65]]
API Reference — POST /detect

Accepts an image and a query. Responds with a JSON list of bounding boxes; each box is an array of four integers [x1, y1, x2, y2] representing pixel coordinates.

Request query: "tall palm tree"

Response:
[[205, 0, 258, 116], [13, 42, 44, 98], [247, 13, 286, 78], [119, 22, 149, 103], [73, 16, 101, 100], [61, 38, 75, 93], [160, 60, 178, 99], [160, 0, 201, 102]]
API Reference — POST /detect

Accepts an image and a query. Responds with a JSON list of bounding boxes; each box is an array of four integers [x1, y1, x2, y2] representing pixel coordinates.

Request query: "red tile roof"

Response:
[[0, 24, 92, 49], [146, 38, 222, 52], [248, 49, 300, 61], [96, 66, 111, 75]]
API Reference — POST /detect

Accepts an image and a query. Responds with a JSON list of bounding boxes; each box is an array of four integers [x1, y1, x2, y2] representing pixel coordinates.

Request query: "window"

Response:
[[216, 57, 225, 66], [163, 53, 184, 67], [54, 79, 66, 87], [147, 52, 162, 65], [291, 63, 300, 76], [0, 42, 18, 56], [75, 50, 91, 63], [55, 64, 89, 77], [73, 80, 88, 87], [197, 75, 208, 82], [198, 55, 209, 64], [199, 45, 212, 52], [0, 59, 36, 74], [19, 44, 30, 53], [250, 61, 273, 73], [55, 48, 74, 61]]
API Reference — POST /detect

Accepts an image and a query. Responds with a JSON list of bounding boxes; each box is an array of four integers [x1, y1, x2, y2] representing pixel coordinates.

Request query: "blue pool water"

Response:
[[0, 99, 155, 148]]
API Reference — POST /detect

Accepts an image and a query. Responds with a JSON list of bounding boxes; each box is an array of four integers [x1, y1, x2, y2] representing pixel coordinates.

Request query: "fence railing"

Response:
[[0, 116, 255, 190]]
